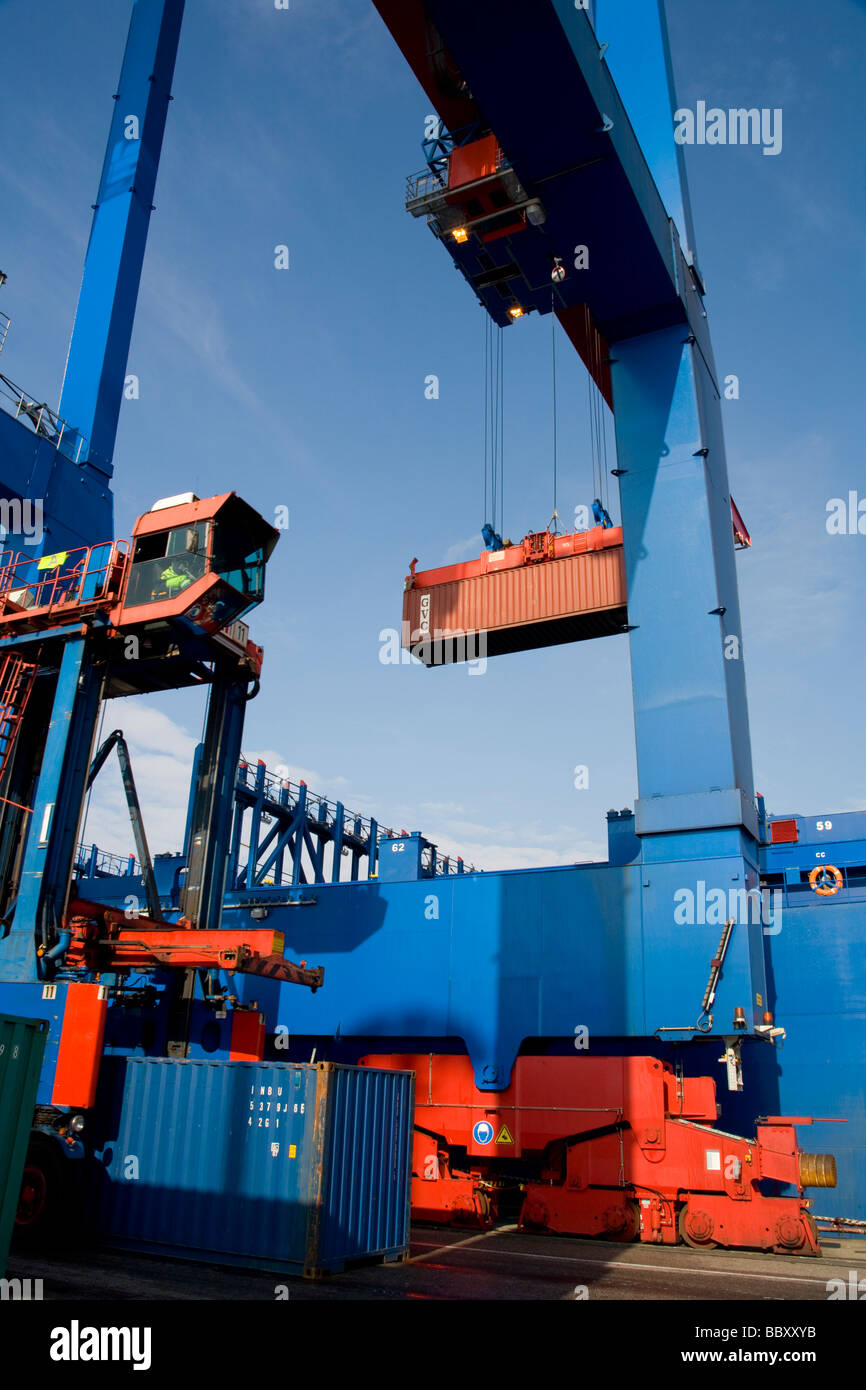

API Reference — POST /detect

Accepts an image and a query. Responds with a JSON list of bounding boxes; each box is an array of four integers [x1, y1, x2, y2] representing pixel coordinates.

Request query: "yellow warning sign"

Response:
[[495, 1124, 514, 1146], [37, 551, 68, 571]]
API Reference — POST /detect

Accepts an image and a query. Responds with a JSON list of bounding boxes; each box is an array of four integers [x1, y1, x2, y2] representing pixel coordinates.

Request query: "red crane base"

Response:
[[362, 1054, 835, 1256]]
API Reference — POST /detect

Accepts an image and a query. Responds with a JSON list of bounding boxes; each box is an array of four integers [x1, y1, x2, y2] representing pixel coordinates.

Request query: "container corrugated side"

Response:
[[403, 545, 627, 663], [0, 1014, 48, 1275], [99, 1058, 413, 1276], [101, 1059, 319, 1266], [318, 1063, 413, 1267]]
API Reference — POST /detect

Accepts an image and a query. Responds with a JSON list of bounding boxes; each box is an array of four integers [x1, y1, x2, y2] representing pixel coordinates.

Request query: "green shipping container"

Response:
[[0, 1014, 47, 1276]]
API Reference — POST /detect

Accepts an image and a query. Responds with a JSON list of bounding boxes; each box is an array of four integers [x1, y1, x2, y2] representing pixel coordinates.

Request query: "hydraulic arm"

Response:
[[64, 900, 323, 989]]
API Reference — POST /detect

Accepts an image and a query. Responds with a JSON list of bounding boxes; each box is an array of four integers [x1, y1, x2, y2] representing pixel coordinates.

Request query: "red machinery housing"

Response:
[[362, 1054, 836, 1256], [443, 134, 528, 243], [405, 130, 531, 246], [119, 491, 278, 644], [0, 491, 276, 679]]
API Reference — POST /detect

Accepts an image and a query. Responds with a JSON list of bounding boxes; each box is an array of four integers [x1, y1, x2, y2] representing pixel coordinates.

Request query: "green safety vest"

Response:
[[161, 565, 188, 594]]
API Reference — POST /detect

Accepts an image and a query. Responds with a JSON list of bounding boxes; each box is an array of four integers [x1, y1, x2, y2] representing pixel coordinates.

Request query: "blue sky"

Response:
[[1, 0, 864, 868]]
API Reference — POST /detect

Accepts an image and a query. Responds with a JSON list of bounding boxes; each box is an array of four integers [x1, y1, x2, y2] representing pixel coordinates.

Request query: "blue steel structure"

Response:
[[0, 0, 185, 999], [212, 0, 858, 1218], [0, 0, 861, 1248], [74, 761, 472, 912], [56, 0, 185, 482], [0, 2, 323, 1249], [244, 0, 768, 1074], [0, 0, 185, 558], [73, 774, 866, 1221]]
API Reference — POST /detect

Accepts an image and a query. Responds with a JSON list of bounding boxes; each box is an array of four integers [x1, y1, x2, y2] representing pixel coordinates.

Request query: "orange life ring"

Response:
[[809, 865, 843, 896]]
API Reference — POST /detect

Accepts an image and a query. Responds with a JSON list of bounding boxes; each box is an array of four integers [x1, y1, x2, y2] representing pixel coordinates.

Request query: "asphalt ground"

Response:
[[6, 1224, 866, 1302]]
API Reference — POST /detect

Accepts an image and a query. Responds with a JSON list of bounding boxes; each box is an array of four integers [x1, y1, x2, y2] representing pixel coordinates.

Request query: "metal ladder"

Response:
[[0, 653, 38, 778]]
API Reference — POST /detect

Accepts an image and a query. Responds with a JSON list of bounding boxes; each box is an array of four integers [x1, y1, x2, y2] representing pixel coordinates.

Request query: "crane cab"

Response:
[[118, 492, 278, 637]]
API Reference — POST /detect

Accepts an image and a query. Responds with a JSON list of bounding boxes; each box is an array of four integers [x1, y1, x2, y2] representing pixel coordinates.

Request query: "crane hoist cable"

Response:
[[550, 291, 560, 534], [495, 321, 503, 535], [589, 315, 611, 515], [497, 328, 505, 533], [483, 313, 489, 526], [582, 305, 599, 506], [588, 348, 600, 503], [496, 322, 503, 534], [482, 316, 505, 541], [597, 331, 610, 514], [585, 314, 612, 519]]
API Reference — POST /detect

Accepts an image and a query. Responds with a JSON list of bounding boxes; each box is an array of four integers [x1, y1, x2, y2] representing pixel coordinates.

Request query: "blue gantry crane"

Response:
[[0, 0, 860, 1259], [0, 0, 326, 1245], [0, 0, 186, 558], [196, 0, 855, 1237], [232, 0, 772, 1076]]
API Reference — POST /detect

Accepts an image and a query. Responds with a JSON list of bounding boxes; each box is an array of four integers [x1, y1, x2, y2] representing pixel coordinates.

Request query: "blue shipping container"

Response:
[[98, 1059, 414, 1276]]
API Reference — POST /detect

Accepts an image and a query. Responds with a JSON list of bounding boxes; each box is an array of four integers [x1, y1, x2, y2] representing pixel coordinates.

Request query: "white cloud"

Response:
[[81, 703, 198, 860], [142, 254, 319, 472], [441, 533, 481, 565], [243, 747, 351, 793], [428, 831, 605, 873], [420, 800, 469, 818], [427, 825, 605, 873], [79, 712, 606, 874]]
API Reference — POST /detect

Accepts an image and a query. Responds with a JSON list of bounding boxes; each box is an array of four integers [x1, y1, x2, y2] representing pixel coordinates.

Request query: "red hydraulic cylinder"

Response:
[[63, 900, 324, 989]]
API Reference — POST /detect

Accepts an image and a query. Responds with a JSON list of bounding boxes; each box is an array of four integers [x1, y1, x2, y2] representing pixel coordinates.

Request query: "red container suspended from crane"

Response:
[[402, 524, 627, 665]]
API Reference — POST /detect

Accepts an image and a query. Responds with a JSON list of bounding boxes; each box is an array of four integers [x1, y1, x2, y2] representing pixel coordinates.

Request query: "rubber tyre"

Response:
[[13, 1135, 78, 1251]]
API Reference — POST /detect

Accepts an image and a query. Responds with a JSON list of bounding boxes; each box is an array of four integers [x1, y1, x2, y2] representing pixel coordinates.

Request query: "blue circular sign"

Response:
[[472, 1120, 495, 1146]]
